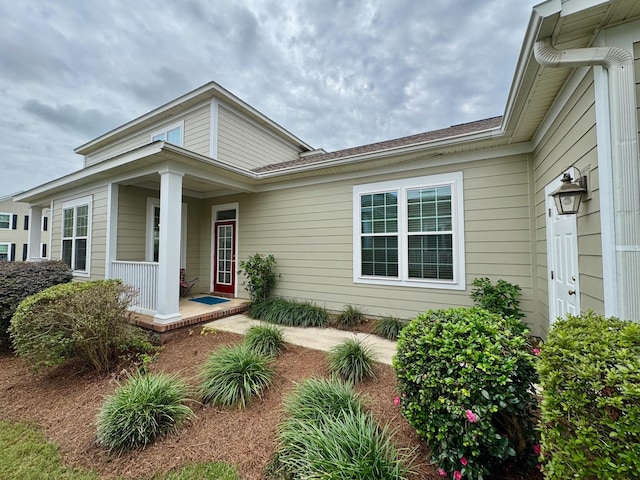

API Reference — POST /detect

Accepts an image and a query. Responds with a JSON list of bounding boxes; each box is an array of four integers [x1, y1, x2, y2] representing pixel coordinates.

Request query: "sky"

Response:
[[0, 0, 534, 197]]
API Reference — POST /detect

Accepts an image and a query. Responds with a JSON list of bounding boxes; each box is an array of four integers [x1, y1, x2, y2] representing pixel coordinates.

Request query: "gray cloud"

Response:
[[0, 0, 534, 196]]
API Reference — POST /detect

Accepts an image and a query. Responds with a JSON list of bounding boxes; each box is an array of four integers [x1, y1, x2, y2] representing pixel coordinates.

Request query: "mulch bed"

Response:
[[0, 327, 540, 479]]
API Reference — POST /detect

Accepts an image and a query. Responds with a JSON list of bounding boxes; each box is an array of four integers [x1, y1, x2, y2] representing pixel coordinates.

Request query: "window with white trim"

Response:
[[353, 172, 466, 290], [151, 121, 183, 146], [0, 213, 11, 229], [0, 243, 9, 261], [61, 196, 92, 275]]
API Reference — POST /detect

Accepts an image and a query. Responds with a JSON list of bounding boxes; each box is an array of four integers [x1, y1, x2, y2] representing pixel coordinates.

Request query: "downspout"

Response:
[[534, 37, 640, 321]]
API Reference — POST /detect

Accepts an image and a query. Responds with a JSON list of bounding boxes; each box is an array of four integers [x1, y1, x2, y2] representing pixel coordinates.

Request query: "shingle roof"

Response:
[[254, 116, 503, 173]]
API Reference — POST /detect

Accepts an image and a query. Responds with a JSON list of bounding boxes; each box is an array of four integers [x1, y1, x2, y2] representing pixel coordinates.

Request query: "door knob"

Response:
[[568, 289, 576, 296]]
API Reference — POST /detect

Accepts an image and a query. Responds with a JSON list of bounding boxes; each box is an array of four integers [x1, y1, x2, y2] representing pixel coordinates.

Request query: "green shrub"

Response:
[[0, 260, 72, 349], [537, 312, 640, 479], [470, 277, 525, 322], [373, 316, 407, 341], [199, 345, 274, 408], [238, 253, 278, 304], [283, 377, 366, 423], [328, 338, 377, 384], [9, 280, 154, 373], [243, 324, 285, 356], [333, 304, 364, 328], [269, 378, 410, 479], [96, 372, 194, 453], [393, 307, 538, 480], [248, 298, 329, 328]]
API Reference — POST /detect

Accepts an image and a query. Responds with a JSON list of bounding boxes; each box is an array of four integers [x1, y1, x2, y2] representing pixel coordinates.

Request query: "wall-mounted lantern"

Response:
[[551, 167, 588, 215]]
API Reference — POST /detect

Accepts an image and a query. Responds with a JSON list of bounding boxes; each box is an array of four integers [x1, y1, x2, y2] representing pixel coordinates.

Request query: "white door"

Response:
[[545, 179, 580, 325]]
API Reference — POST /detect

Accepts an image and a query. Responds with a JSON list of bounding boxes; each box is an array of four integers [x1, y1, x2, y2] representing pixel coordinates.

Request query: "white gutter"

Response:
[[534, 37, 640, 321]]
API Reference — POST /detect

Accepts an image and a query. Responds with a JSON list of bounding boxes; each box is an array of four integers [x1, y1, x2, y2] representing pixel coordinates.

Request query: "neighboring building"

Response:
[[0, 194, 49, 262], [14, 0, 640, 337]]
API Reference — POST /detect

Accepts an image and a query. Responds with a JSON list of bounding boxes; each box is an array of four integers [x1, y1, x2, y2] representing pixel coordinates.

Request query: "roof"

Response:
[[255, 116, 503, 173]]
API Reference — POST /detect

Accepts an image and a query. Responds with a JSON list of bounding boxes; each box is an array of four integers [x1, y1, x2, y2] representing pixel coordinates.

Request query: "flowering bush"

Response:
[[393, 307, 539, 479]]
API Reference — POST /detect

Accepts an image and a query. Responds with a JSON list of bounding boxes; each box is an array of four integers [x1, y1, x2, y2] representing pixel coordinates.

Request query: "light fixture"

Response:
[[551, 167, 588, 215]]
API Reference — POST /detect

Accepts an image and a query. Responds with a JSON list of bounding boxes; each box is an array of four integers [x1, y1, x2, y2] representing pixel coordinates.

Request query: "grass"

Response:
[[373, 316, 407, 341], [199, 344, 275, 408], [0, 420, 239, 480], [328, 338, 378, 383], [248, 298, 329, 327], [283, 377, 366, 423], [243, 324, 286, 356], [96, 372, 195, 453], [333, 304, 365, 328]]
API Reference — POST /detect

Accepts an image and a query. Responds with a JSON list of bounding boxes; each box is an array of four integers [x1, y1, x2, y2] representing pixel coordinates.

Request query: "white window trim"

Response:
[[0, 242, 9, 261], [150, 120, 185, 146], [61, 195, 92, 277], [145, 198, 187, 268], [352, 172, 466, 290], [0, 212, 11, 230]]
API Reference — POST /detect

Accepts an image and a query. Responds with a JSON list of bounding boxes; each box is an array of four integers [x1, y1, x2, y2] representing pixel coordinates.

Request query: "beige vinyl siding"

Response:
[[50, 186, 108, 280], [183, 105, 210, 156], [217, 105, 302, 169], [532, 69, 601, 335], [85, 104, 211, 166], [116, 185, 151, 261], [0, 198, 49, 260], [206, 152, 540, 334]]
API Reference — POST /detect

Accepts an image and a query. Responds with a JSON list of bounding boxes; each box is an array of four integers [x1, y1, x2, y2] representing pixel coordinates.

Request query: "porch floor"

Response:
[[131, 295, 250, 335]]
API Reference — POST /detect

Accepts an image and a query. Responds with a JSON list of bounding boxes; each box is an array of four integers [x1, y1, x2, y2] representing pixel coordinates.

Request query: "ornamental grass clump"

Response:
[[243, 324, 285, 356], [199, 344, 274, 408], [269, 377, 411, 479], [96, 372, 194, 453], [333, 304, 365, 328], [537, 312, 640, 479], [393, 307, 539, 480], [328, 338, 377, 384], [248, 297, 329, 328], [373, 316, 407, 341]]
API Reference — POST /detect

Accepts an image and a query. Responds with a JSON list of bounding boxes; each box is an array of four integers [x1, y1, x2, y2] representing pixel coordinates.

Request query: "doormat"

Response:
[[189, 296, 230, 306]]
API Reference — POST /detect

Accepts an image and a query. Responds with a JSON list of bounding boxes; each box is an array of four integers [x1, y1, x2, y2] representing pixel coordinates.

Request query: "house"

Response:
[[0, 194, 49, 262], [14, 0, 640, 337]]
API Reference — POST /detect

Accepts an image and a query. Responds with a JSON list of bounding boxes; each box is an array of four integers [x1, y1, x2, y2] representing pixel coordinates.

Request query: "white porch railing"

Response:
[[111, 261, 158, 315]]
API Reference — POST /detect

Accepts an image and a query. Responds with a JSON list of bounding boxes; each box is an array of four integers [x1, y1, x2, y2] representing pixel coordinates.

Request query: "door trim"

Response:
[[545, 174, 580, 325], [211, 202, 239, 297]]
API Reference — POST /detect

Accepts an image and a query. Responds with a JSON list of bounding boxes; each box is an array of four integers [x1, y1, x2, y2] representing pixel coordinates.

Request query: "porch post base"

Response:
[[153, 313, 183, 324]]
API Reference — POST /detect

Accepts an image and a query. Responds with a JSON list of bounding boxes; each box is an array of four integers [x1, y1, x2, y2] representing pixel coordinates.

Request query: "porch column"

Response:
[[27, 206, 42, 261], [154, 167, 184, 324], [105, 183, 119, 279]]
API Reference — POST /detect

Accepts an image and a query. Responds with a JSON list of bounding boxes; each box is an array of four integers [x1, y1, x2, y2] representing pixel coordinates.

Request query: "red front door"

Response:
[[214, 220, 236, 294]]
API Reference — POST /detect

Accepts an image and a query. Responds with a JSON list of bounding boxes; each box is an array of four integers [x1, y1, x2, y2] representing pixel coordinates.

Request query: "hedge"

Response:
[[537, 312, 640, 479], [0, 260, 72, 348]]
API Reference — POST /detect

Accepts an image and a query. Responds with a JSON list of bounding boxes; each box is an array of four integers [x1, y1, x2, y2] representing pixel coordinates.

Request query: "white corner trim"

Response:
[[210, 100, 219, 159]]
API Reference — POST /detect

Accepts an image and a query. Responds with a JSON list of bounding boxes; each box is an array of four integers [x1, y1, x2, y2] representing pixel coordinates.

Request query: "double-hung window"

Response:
[[61, 196, 92, 276], [353, 172, 465, 290], [151, 121, 183, 147], [0, 213, 11, 229], [0, 243, 9, 261]]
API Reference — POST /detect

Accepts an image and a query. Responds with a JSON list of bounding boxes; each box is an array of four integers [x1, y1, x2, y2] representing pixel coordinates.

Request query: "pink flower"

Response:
[[533, 444, 541, 455], [460, 457, 468, 466], [437, 468, 448, 477], [393, 396, 400, 406], [454, 471, 462, 480], [465, 409, 478, 423], [533, 348, 540, 355]]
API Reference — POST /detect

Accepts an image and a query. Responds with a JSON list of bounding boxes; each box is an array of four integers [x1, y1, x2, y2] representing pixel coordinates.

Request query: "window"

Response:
[[23, 215, 29, 230], [41, 243, 47, 258], [22, 244, 27, 261], [0, 243, 9, 261], [353, 172, 465, 290], [61, 196, 92, 275], [42, 216, 48, 231], [151, 121, 183, 147], [0, 213, 12, 229]]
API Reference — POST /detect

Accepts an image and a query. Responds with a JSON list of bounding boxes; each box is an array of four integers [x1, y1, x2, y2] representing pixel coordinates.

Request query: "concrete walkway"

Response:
[[203, 314, 397, 365]]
